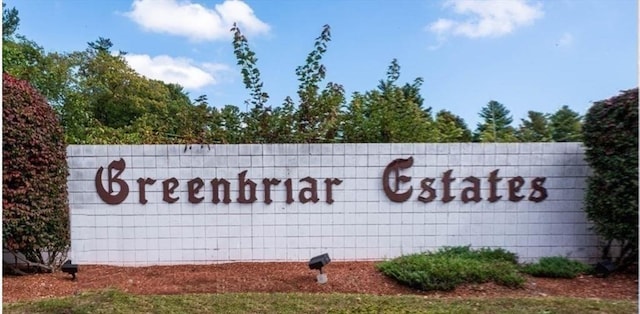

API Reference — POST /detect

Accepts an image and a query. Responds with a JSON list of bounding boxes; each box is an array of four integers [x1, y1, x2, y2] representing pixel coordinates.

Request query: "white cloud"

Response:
[[125, 0, 270, 41], [428, 0, 544, 39], [556, 32, 573, 47], [123, 54, 230, 89]]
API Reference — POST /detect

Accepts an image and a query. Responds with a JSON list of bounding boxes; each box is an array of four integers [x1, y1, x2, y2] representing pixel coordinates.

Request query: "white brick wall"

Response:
[[68, 143, 600, 266]]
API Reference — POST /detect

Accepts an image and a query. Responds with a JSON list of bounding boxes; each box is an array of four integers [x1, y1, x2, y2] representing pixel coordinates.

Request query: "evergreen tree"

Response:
[[517, 111, 552, 142], [2, 3, 19, 39], [474, 100, 517, 142], [550, 105, 582, 142]]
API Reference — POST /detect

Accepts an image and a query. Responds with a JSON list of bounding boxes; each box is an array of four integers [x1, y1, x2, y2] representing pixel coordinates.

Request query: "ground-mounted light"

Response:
[[61, 260, 78, 280], [594, 260, 616, 278], [309, 253, 331, 284]]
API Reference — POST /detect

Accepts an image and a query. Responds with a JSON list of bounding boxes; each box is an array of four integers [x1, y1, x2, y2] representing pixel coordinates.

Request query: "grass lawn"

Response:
[[3, 289, 637, 314]]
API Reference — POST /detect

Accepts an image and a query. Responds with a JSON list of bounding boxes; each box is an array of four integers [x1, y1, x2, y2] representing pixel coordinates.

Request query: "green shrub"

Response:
[[376, 246, 524, 291], [521, 256, 593, 278], [583, 88, 638, 268], [2, 73, 70, 267], [437, 246, 519, 264]]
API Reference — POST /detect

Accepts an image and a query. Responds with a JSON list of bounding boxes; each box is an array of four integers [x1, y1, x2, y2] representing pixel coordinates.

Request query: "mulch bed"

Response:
[[3, 262, 638, 303]]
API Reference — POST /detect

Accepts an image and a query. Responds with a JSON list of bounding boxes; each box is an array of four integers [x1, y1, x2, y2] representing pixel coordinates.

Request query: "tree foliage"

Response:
[[230, 24, 345, 143], [582, 88, 638, 268], [549, 105, 582, 142], [2, 5, 73, 107], [2, 3, 19, 39], [1, 5, 594, 146], [231, 23, 273, 143], [433, 110, 472, 142], [57, 38, 206, 144], [294, 25, 343, 143], [217, 105, 244, 144], [341, 59, 434, 143], [517, 111, 551, 142], [3, 73, 70, 266], [474, 101, 517, 142]]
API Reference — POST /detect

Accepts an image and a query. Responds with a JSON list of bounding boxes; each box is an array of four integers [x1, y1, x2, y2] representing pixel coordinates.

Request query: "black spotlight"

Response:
[[309, 253, 331, 284], [61, 260, 78, 280], [594, 260, 617, 278]]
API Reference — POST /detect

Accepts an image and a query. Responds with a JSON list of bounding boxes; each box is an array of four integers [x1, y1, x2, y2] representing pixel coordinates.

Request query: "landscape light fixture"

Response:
[[309, 253, 331, 284], [61, 260, 78, 280], [594, 260, 617, 278]]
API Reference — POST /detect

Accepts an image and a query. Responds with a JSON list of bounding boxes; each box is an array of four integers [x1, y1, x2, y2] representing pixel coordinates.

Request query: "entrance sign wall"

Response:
[[67, 143, 598, 266]]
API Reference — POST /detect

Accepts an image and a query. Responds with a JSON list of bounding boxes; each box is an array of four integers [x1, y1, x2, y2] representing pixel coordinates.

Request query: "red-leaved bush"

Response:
[[3, 72, 70, 266]]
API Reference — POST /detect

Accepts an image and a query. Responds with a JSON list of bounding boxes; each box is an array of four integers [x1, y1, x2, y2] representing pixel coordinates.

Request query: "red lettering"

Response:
[[162, 178, 179, 203], [95, 158, 129, 205], [136, 177, 156, 204], [382, 157, 414, 202]]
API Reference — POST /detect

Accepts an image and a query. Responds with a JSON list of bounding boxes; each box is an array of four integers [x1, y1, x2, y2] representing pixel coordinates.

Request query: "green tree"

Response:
[[433, 110, 472, 142], [582, 88, 638, 268], [62, 38, 196, 144], [3, 5, 228, 146], [3, 4, 74, 106], [341, 59, 433, 143], [217, 105, 244, 144], [474, 101, 517, 142], [175, 94, 214, 143], [2, 3, 19, 39], [293, 25, 343, 143], [549, 105, 582, 142], [163, 83, 198, 141], [270, 97, 297, 143], [341, 92, 378, 143], [230, 24, 343, 143], [230, 23, 272, 143], [77, 39, 145, 129], [517, 111, 552, 142]]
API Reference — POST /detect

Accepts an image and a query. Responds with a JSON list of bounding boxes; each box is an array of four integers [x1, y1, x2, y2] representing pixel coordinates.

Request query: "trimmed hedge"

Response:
[[3, 73, 70, 266], [582, 88, 638, 268]]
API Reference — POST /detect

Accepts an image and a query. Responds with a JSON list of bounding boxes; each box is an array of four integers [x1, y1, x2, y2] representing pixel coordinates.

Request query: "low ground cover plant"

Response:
[[520, 256, 593, 278], [376, 246, 525, 291]]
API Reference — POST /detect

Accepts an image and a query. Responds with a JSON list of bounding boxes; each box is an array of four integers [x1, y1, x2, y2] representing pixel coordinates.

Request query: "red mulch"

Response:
[[3, 262, 638, 303]]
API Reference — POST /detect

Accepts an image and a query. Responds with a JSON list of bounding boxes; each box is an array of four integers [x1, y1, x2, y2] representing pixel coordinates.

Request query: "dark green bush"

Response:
[[436, 246, 519, 264], [521, 257, 593, 278], [582, 88, 638, 268], [2, 73, 70, 267], [376, 246, 524, 291]]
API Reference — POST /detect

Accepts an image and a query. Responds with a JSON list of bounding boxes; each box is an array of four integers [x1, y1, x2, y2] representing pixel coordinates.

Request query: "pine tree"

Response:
[[474, 100, 517, 142], [517, 111, 552, 142], [550, 105, 582, 142]]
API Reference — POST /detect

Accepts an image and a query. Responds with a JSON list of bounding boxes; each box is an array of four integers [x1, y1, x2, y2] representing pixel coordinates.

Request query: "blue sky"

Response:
[[6, 0, 637, 129]]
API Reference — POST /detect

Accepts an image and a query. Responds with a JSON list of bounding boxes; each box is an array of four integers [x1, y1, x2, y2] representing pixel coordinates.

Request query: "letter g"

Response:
[[95, 158, 129, 204]]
